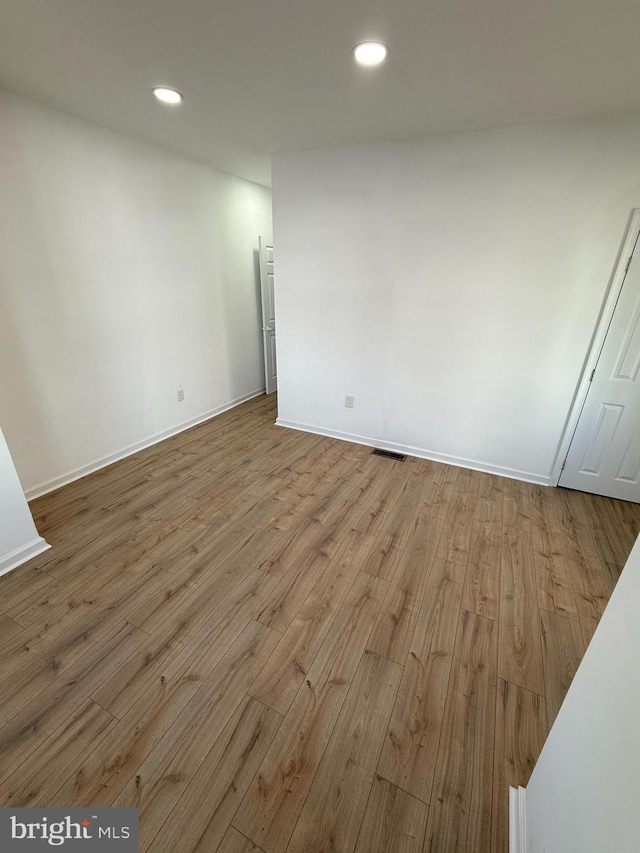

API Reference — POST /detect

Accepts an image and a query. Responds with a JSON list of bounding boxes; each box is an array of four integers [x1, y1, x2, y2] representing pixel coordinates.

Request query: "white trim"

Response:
[[275, 418, 551, 485], [509, 786, 527, 853], [26, 389, 265, 501], [550, 209, 640, 485], [0, 537, 51, 578]]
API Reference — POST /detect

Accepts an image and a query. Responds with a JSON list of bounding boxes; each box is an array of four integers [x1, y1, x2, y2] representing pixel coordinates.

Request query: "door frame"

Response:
[[550, 209, 640, 486]]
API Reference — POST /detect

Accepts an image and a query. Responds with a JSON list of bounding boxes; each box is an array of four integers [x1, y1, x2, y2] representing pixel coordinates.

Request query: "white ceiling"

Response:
[[1, 0, 640, 187]]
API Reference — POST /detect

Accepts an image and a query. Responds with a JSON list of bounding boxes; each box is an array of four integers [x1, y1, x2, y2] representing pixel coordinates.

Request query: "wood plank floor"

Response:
[[1, 393, 639, 852]]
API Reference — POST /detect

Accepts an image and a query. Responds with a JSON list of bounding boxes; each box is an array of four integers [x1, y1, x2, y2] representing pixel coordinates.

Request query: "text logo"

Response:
[[0, 809, 138, 851]]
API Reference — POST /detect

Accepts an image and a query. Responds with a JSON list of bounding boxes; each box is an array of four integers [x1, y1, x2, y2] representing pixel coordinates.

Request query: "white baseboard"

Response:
[[509, 786, 527, 853], [0, 537, 51, 578], [275, 419, 551, 486], [26, 389, 265, 501]]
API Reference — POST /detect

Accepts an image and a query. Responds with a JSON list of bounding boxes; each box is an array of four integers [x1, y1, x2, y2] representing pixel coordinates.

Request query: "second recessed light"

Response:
[[353, 42, 388, 67], [152, 87, 183, 105]]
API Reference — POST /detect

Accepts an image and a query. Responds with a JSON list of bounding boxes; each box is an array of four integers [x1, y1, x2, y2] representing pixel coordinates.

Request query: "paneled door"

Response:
[[560, 231, 640, 501], [259, 237, 277, 394]]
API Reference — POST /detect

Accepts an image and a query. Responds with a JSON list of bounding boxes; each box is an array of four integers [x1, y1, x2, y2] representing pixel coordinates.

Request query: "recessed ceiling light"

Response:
[[152, 87, 183, 105], [353, 42, 388, 67]]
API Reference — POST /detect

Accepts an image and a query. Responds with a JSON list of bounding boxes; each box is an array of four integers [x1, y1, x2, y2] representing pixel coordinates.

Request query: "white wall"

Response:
[[521, 531, 640, 851], [0, 90, 272, 497], [0, 425, 48, 574], [272, 117, 640, 483]]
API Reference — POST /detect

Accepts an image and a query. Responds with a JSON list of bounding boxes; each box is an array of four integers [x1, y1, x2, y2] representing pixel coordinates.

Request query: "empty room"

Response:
[[2, 2, 640, 852]]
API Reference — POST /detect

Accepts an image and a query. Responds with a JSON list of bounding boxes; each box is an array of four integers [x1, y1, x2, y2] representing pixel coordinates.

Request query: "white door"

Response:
[[560, 232, 640, 501], [259, 237, 277, 394]]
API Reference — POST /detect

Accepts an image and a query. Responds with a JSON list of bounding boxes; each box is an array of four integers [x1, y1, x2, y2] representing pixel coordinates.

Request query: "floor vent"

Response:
[[371, 448, 407, 461]]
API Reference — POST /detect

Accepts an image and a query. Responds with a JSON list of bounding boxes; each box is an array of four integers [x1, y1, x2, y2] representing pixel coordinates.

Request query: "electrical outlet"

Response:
[[177, 388, 185, 402], [345, 394, 355, 408]]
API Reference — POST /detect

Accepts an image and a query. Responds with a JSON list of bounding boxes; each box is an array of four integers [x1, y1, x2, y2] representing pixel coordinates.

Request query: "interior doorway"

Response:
[[559, 211, 640, 501], [259, 236, 277, 394]]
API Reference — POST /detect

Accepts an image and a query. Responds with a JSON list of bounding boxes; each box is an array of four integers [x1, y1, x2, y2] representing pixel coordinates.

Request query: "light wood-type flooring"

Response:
[[1, 394, 639, 852]]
